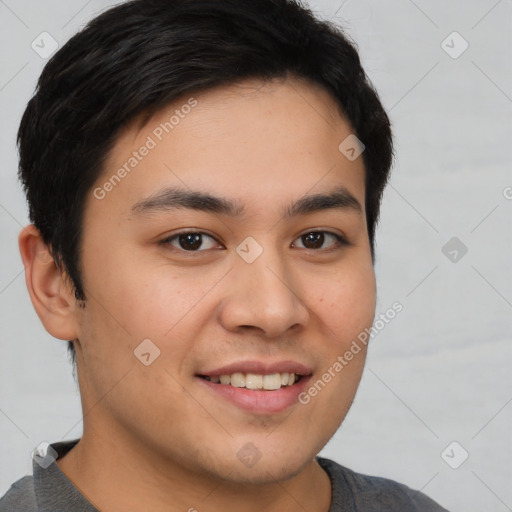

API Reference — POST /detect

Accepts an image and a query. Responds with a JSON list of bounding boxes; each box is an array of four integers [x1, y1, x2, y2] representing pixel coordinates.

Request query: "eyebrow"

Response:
[[130, 184, 362, 219]]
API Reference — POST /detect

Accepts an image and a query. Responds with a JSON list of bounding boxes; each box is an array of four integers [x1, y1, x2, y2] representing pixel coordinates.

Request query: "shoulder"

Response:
[[0, 475, 38, 511], [317, 457, 449, 512]]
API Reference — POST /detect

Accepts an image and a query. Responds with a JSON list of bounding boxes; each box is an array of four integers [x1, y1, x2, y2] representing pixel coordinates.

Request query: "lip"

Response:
[[196, 374, 312, 414], [197, 360, 313, 377]]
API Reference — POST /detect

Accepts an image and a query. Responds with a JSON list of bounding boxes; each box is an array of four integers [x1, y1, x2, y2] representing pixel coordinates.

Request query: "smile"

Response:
[[196, 360, 313, 414], [199, 372, 302, 390]]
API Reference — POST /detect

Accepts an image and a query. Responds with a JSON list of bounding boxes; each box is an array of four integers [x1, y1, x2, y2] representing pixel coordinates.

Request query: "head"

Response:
[[18, 0, 392, 484]]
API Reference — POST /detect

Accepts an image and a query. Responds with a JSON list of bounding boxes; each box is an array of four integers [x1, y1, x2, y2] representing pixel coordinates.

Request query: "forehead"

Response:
[[89, 77, 366, 220]]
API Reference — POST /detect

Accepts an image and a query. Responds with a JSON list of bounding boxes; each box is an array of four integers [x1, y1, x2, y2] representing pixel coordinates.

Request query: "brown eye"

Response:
[[301, 232, 324, 249], [177, 233, 202, 251], [293, 231, 347, 250], [161, 232, 220, 252]]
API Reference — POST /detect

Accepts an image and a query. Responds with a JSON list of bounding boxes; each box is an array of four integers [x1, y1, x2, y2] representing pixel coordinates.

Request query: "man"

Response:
[[1, 0, 448, 510]]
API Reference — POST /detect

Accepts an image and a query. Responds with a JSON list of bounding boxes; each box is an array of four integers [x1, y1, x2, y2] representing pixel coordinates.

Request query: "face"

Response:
[[74, 77, 376, 483]]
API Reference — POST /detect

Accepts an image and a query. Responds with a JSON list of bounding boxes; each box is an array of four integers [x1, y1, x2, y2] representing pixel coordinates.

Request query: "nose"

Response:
[[218, 241, 311, 338]]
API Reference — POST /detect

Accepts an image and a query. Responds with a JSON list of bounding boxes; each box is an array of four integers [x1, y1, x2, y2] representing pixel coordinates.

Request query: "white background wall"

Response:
[[1, 1, 511, 510]]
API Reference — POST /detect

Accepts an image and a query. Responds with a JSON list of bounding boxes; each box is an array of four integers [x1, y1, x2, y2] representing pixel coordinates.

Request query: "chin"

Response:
[[223, 458, 310, 485], [203, 440, 316, 485]]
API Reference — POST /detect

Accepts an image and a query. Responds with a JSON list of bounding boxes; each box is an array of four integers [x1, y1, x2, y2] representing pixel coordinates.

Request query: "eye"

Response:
[[292, 231, 348, 251], [159, 229, 349, 254], [160, 231, 221, 252]]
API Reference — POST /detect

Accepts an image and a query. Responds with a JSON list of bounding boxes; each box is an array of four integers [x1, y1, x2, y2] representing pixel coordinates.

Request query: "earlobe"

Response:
[[18, 224, 80, 341]]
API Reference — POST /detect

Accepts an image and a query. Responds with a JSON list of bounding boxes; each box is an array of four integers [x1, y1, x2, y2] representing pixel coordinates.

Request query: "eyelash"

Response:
[[159, 230, 349, 254]]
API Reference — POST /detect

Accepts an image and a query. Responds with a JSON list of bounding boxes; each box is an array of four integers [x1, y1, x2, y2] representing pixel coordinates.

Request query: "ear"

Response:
[[18, 224, 80, 340]]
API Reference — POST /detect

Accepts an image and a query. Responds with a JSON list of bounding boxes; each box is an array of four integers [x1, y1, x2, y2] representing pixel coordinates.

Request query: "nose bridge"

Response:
[[219, 236, 310, 336]]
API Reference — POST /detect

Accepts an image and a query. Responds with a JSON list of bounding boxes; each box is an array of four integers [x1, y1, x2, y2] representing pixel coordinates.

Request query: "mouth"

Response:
[[195, 361, 313, 414], [198, 372, 305, 391]]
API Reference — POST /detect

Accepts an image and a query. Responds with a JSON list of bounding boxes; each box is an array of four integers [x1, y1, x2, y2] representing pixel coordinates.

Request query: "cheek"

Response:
[[80, 244, 180, 337], [298, 265, 374, 436], [116, 268, 223, 346], [313, 261, 376, 345], [77, 254, 224, 389]]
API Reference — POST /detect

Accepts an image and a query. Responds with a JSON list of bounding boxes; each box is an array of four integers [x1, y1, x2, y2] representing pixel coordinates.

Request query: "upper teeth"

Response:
[[204, 372, 297, 390]]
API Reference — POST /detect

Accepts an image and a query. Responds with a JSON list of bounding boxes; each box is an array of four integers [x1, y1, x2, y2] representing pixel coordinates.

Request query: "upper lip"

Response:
[[197, 360, 313, 377]]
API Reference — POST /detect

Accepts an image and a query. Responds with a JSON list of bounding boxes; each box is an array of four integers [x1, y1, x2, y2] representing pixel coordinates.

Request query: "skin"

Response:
[[19, 77, 376, 512]]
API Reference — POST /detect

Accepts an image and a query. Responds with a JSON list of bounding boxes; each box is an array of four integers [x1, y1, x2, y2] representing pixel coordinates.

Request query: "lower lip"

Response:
[[197, 376, 312, 414]]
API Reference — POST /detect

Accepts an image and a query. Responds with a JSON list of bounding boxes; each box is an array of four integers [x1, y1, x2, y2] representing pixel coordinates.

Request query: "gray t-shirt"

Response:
[[0, 439, 449, 511]]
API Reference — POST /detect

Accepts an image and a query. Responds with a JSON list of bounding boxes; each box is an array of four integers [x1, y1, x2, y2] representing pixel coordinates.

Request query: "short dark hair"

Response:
[[17, 0, 393, 370]]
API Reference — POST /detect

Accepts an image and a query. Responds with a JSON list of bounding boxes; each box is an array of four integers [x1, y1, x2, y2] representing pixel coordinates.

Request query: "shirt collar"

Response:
[[32, 439, 98, 512]]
